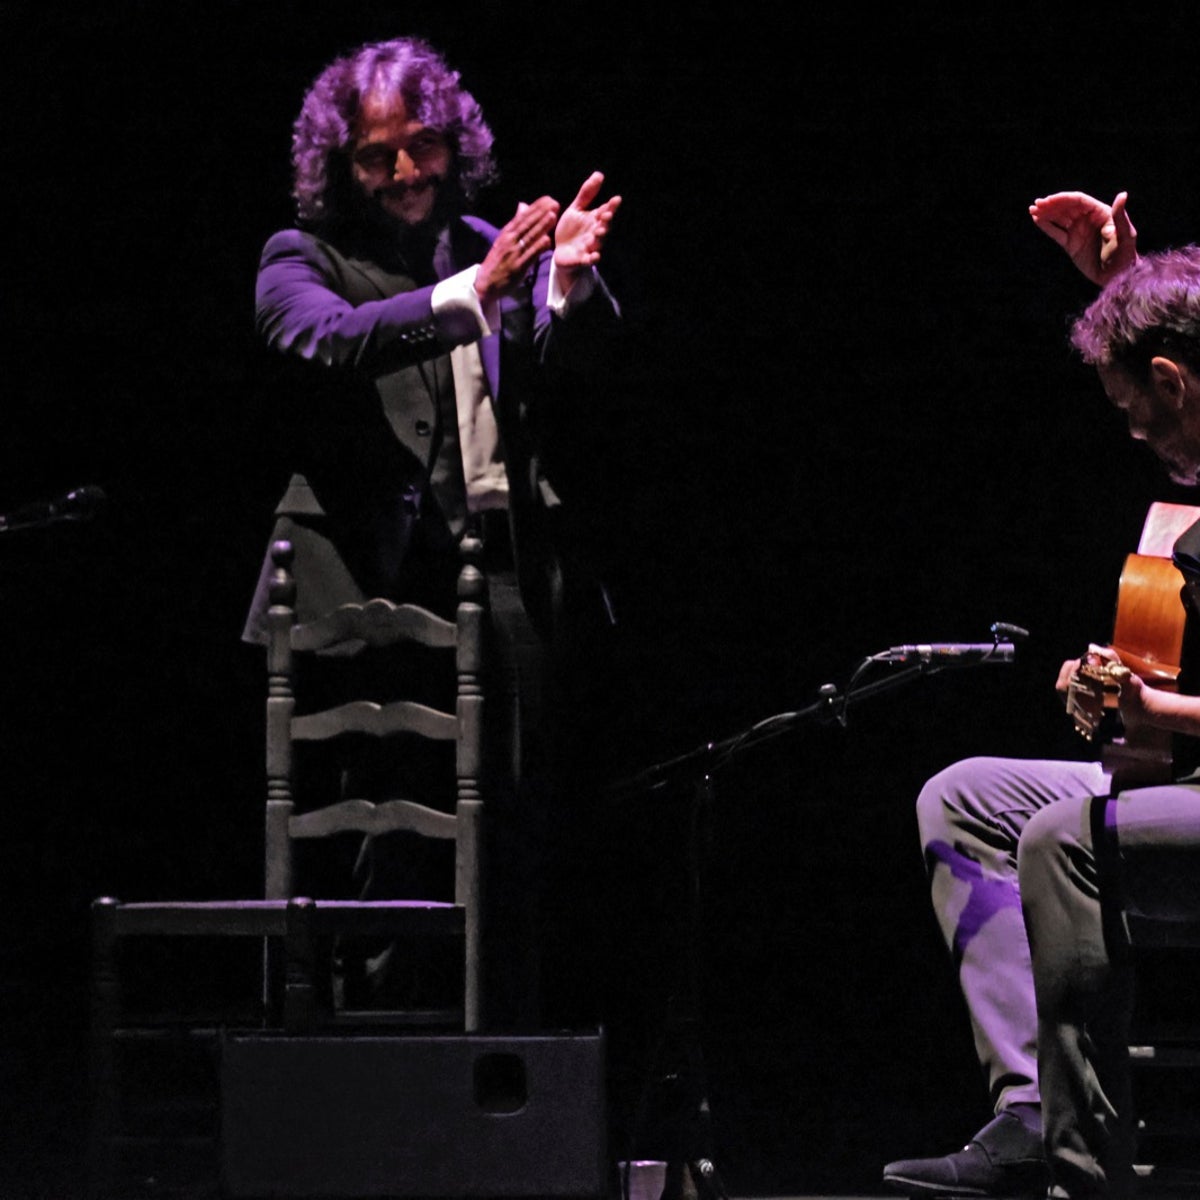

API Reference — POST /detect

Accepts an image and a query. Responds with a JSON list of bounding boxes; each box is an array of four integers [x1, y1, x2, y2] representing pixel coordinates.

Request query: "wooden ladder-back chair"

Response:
[[89, 534, 487, 1196]]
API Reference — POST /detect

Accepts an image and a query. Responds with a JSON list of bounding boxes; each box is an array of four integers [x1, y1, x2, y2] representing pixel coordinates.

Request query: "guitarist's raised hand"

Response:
[[1029, 190, 1138, 287]]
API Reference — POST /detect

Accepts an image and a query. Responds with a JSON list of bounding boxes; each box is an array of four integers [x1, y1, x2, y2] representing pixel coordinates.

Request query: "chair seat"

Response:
[[97, 896, 463, 939]]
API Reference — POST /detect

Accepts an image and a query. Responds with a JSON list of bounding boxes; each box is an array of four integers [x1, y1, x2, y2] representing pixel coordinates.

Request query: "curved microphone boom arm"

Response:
[[606, 621, 1029, 802]]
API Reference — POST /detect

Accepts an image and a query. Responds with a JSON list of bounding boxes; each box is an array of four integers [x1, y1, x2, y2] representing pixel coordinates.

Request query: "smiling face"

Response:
[[1098, 359, 1200, 486], [349, 93, 452, 228]]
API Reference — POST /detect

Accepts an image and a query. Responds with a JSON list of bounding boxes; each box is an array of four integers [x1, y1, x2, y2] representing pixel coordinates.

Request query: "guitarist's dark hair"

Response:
[[1071, 245, 1200, 379]]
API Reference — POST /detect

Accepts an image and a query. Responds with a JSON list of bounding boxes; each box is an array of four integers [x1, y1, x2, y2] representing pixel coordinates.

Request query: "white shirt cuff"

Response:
[[432, 265, 498, 340], [549, 262, 596, 313]]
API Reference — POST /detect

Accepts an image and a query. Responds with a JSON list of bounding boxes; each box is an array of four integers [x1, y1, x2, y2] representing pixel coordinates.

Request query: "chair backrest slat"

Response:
[[291, 700, 457, 743], [290, 797, 459, 841], [292, 599, 455, 654]]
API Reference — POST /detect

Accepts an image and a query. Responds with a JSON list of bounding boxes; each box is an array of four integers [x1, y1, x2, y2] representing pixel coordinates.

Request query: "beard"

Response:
[[368, 174, 461, 237], [376, 175, 442, 217], [320, 162, 468, 279], [326, 174, 455, 281], [1155, 447, 1200, 487]]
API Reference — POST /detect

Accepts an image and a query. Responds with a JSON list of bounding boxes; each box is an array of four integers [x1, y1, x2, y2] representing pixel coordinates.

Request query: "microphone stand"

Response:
[[606, 633, 1023, 1200]]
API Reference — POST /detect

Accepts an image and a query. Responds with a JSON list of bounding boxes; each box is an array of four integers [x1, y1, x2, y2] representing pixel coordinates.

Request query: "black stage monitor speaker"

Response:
[[221, 1030, 606, 1197]]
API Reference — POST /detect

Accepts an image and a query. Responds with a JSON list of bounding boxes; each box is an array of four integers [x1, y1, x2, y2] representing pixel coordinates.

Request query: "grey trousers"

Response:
[[917, 755, 1200, 1196]]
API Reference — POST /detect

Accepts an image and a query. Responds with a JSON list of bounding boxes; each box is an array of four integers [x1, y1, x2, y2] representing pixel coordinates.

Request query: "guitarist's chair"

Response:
[[1064, 503, 1200, 1189], [1127, 913, 1200, 1192], [89, 535, 487, 1196], [1114, 503, 1200, 1188]]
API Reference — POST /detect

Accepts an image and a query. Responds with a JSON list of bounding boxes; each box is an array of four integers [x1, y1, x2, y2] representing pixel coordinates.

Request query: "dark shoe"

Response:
[[882, 1110, 1049, 1197]]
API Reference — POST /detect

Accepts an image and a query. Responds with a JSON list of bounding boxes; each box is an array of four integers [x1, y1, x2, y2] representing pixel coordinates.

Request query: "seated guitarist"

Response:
[[882, 208, 1200, 1200]]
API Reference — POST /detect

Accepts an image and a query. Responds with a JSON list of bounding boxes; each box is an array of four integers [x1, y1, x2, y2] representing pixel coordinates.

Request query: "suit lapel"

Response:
[[339, 254, 416, 300]]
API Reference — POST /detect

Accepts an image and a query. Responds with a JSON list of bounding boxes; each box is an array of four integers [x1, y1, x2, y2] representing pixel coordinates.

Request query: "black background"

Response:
[[4, 2, 1200, 1195]]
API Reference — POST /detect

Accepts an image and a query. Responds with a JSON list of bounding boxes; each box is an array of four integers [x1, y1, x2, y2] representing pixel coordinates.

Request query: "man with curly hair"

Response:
[[243, 35, 621, 1025], [883, 203, 1200, 1199]]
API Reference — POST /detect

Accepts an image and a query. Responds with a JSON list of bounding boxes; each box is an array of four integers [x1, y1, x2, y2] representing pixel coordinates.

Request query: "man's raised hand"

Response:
[[1029, 190, 1137, 286]]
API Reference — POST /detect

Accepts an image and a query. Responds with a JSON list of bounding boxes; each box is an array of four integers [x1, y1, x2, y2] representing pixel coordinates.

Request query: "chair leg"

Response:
[[459, 798, 483, 1032], [87, 898, 120, 1198], [283, 897, 319, 1034]]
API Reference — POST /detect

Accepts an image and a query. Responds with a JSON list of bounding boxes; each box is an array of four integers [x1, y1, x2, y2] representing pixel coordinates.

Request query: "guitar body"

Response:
[[1111, 552, 1189, 684]]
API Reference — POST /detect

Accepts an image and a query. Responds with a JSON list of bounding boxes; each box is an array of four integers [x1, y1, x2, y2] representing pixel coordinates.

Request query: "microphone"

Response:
[[990, 621, 1030, 641], [0, 485, 107, 534], [879, 641, 1017, 665]]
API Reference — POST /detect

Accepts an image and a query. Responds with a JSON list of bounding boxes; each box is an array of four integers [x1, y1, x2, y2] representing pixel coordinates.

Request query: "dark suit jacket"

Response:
[[243, 213, 619, 642]]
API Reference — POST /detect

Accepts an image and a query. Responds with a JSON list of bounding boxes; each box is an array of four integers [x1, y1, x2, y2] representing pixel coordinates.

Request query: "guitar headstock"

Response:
[[1066, 662, 1130, 742]]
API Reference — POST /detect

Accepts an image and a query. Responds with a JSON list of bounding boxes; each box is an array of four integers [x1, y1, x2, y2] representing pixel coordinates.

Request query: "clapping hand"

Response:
[[553, 171, 621, 275], [475, 195, 560, 304]]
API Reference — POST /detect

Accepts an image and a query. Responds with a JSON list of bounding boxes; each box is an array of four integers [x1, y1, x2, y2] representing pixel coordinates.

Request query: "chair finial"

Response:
[[269, 539, 297, 607]]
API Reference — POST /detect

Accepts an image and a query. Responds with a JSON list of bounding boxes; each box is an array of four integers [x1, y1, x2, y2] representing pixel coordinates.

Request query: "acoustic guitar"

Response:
[[1066, 503, 1199, 786]]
